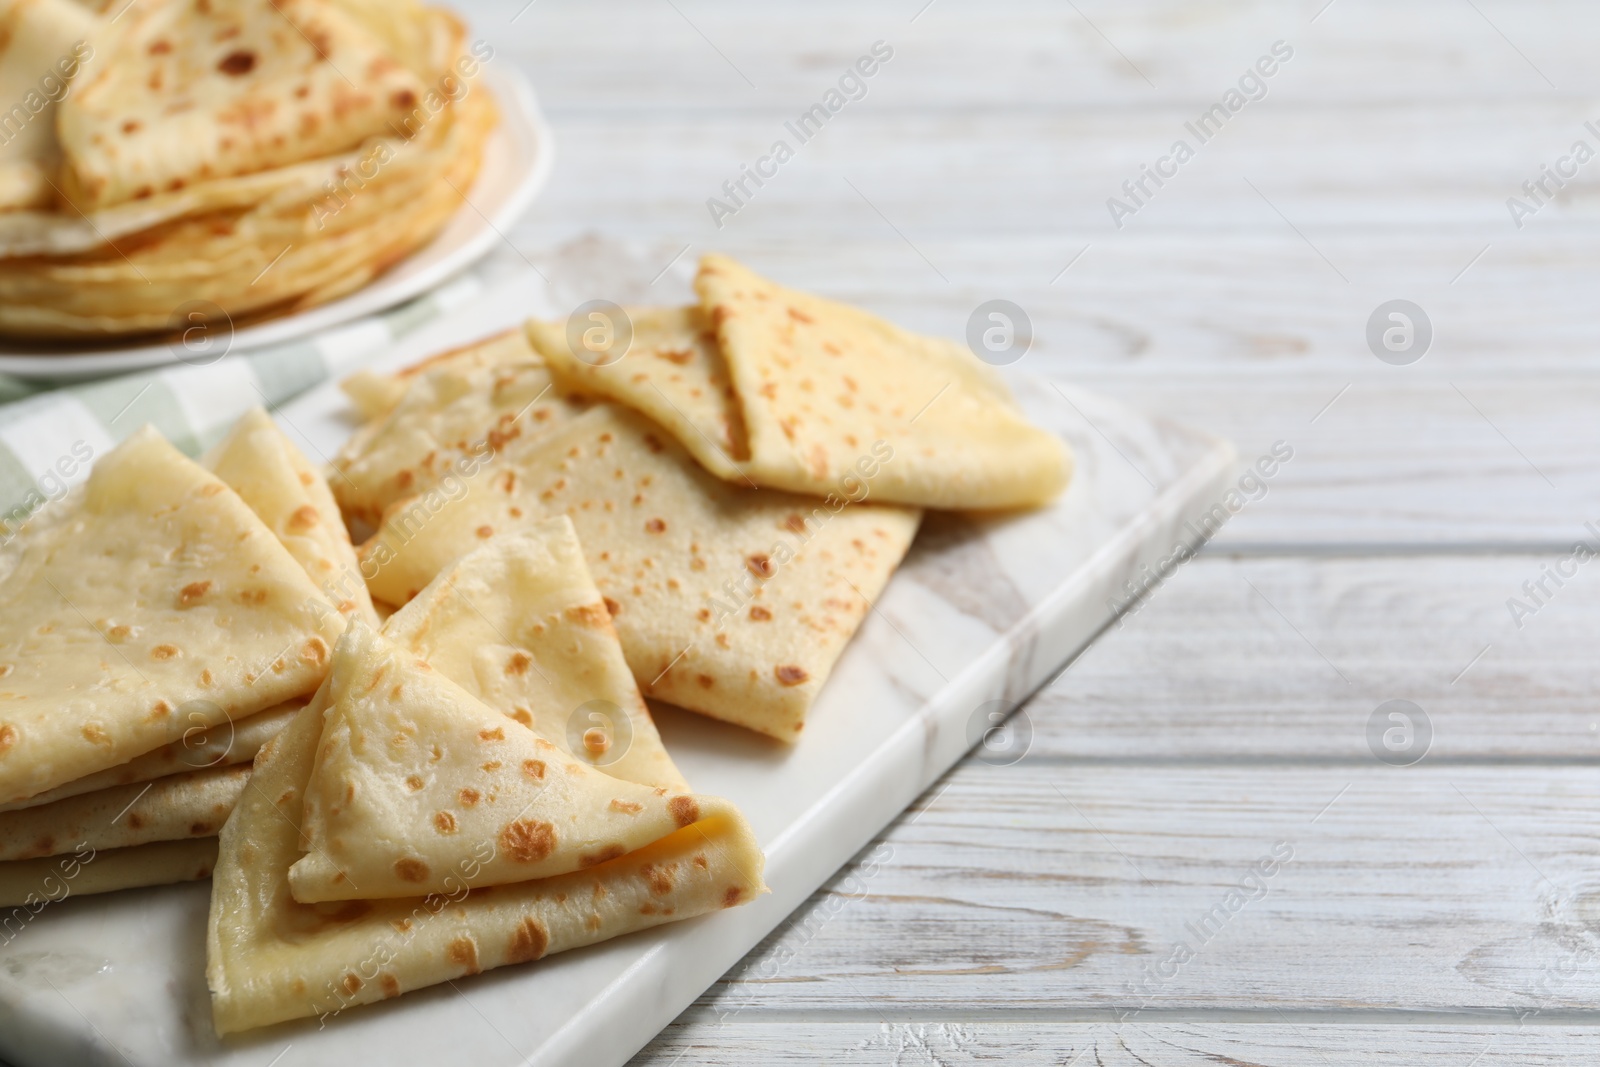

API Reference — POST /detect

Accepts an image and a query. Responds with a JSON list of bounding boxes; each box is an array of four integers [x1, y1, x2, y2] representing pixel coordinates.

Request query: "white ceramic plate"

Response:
[[0, 269, 1237, 1067], [0, 68, 554, 382]]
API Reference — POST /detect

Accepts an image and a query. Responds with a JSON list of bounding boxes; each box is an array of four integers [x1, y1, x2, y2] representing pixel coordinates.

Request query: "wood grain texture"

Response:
[[452, 0, 1600, 1062]]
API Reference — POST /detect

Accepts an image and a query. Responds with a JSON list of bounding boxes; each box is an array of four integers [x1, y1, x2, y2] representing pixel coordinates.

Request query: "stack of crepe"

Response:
[[0, 0, 495, 338]]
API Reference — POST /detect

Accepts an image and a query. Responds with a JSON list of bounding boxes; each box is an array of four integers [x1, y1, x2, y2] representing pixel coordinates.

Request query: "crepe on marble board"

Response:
[[208, 667, 765, 1033], [528, 254, 1071, 510], [0, 426, 345, 805], [207, 406, 380, 628], [360, 403, 921, 742], [0, 762, 249, 861], [288, 622, 741, 902], [379, 520, 687, 791]]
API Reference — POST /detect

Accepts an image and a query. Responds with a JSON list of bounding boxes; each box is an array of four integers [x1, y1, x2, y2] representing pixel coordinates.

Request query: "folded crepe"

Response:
[[339, 326, 536, 423], [56, 0, 428, 209], [361, 404, 921, 741], [0, 0, 97, 212], [0, 762, 249, 861], [289, 622, 740, 902], [207, 406, 380, 628], [380, 520, 687, 791], [331, 328, 589, 528], [0, 425, 345, 805], [0, 838, 219, 909], [0, 699, 299, 812], [526, 253, 1071, 510], [208, 655, 765, 1033]]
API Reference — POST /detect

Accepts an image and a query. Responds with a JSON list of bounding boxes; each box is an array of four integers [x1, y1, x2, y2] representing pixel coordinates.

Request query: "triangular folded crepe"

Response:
[[330, 328, 588, 528], [527, 254, 1072, 510], [0, 762, 249, 861], [380, 521, 687, 791], [0, 426, 345, 804], [208, 692, 765, 1033], [56, 0, 429, 209], [0, 838, 219, 909], [290, 623, 737, 902], [360, 404, 921, 741], [525, 306, 753, 481], [0, 699, 299, 813], [207, 406, 380, 627]]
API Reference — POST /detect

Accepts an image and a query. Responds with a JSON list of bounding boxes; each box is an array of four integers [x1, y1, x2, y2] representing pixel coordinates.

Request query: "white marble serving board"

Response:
[[0, 266, 1236, 1067]]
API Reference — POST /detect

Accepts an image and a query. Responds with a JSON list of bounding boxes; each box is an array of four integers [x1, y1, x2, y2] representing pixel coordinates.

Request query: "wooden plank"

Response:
[[1021, 554, 1600, 760], [632, 1021, 1600, 1066], [492, 0, 1600, 109], [653, 764, 1600, 1017]]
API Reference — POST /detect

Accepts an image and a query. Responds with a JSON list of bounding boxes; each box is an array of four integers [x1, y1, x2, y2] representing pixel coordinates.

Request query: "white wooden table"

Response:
[[279, 2, 1600, 1061]]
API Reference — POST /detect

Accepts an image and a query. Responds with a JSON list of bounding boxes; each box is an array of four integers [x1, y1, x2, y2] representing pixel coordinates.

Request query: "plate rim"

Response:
[[0, 66, 554, 382]]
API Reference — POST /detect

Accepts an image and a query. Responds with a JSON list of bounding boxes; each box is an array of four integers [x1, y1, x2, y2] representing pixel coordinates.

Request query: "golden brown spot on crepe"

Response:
[[30, 836, 54, 856], [580, 844, 626, 868], [507, 916, 549, 963], [434, 811, 457, 834], [585, 913, 602, 932], [148, 700, 171, 721], [610, 799, 643, 815], [693, 854, 709, 870], [509, 506, 524, 518], [298, 470, 315, 487], [668, 796, 699, 827], [722, 886, 744, 908], [583, 728, 611, 756], [178, 581, 211, 606], [236, 588, 268, 605], [602, 596, 621, 617], [746, 554, 775, 579], [82, 722, 108, 744], [644, 517, 667, 535], [198, 481, 223, 497], [643, 433, 665, 455], [697, 674, 714, 689], [287, 504, 319, 530], [199, 668, 213, 686], [499, 819, 556, 863], [566, 602, 607, 627], [341, 972, 362, 995], [459, 788, 481, 806], [391, 918, 413, 933], [715, 633, 731, 649], [217, 49, 256, 76], [394, 857, 430, 883], [522, 759, 546, 780], [127, 813, 145, 830], [696, 608, 712, 623], [406, 775, 425, 791], [640, 902, 657, 915], [148, 38, 171, 54], [476, 525, 494, 539], [190, 821, 211, 835], [396, 469, 414, 490], [511, 708, 534, 728], [302, 637, 329, 665], [504, 651, 533, 676], [380, 973, 401, 999], [775, 665, 809, 686], [479, 727, 505, 742], [0, 723, 17, 757], [642, 863, 674, 896], [788, 306, 814, 324], [106, 625, 131, 642], [749, 606, 772, 622], [289, 977, 305, 996]]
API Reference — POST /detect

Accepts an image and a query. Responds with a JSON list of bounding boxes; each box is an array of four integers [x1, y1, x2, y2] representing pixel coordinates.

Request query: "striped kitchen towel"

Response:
[[0, 268, 494, 533]]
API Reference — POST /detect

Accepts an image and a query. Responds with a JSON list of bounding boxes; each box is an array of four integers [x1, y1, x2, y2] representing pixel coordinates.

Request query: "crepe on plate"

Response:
[[380, 520, 687, 791], [361, 403, 921, 741], [0, 0, 496, 338], [208, 629, 765, 1033], [207, 406, 380, 628], [0, 425, 344, 805], [526, 253, 1071, 510]]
